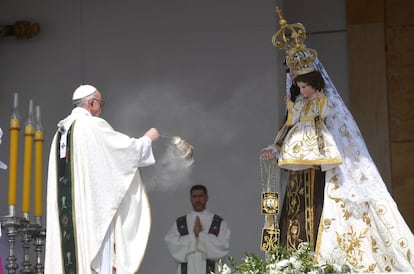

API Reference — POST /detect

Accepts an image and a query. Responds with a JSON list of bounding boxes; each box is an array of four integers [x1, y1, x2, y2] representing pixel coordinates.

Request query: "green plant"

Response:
[[218, 242, 360, 274]]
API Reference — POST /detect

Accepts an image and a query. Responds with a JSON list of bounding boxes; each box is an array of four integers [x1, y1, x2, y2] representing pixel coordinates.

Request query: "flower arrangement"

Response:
[[218, 243, 362, 274]]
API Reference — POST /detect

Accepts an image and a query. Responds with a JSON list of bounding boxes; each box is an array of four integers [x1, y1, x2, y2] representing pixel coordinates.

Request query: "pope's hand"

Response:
[[145, 128, 159, 141]]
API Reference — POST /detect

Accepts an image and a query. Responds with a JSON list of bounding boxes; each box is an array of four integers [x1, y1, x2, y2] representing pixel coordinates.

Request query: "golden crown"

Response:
[[271, 6, 317, 75]]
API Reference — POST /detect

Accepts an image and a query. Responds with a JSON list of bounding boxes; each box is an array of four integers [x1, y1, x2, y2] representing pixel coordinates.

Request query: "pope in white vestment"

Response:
[[45, 85, 159, 274], [165, 185, 231, 274]]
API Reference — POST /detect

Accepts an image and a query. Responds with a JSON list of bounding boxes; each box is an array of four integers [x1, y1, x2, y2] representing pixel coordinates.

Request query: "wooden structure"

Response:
[[347, 0, 414, 229]]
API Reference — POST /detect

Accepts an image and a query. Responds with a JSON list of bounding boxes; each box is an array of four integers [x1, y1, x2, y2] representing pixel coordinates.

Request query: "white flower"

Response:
[[275, 259, 290, 270], [297, 242, 310, 250], [289, 256, 302, 269], [267, 270, 283, 274], [325, 248, 346, 266], [217, 242, 357, 274], [218, 263, 232, 274]]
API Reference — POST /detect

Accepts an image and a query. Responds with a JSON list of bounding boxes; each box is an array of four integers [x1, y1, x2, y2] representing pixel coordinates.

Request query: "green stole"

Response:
[[56, 125, 78, 273]]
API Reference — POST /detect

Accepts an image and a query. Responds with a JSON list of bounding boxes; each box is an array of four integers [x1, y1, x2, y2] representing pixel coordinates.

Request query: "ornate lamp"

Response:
[[0, 21, 40, 40]]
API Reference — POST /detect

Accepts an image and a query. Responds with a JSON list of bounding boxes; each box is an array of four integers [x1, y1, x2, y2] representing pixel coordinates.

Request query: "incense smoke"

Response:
[[144, 140, 193, 192]]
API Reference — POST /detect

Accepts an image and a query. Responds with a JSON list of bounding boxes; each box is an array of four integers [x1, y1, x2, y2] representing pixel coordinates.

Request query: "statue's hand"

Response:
[[260, 148, 276, 160]]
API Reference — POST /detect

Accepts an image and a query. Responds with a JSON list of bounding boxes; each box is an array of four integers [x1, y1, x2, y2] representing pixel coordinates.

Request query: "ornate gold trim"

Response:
[[261, 228, 280, 251], [261, 192, 279, 215]]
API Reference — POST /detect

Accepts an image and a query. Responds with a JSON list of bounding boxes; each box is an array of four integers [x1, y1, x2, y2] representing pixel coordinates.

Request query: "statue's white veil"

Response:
[[298, 58, 414, 272], [286, 58, 391, 204], [275, 8, 414, 269]]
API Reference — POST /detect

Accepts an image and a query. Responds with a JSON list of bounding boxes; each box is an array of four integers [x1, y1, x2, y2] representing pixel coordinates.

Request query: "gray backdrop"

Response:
[[0, 1, 347, 273]]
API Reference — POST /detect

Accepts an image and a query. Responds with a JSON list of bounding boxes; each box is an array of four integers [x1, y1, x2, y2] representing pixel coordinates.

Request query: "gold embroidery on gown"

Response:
[[315, 168, 414, 272], [278, 96, 342, 171], [280, 168, 325, 250], [271, 7, 414, 270]]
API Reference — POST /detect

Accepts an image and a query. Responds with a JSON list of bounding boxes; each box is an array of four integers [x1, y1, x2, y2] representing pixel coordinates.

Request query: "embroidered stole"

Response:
[[56, 126, 78, 273]]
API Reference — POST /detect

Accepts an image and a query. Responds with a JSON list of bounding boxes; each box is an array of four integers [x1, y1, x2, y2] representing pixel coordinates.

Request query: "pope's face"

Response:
[[191, 189, 208, 212], [90, 90, 104, 117]]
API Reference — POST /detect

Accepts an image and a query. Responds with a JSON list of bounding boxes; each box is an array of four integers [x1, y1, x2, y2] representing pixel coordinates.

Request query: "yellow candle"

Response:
[[8, 93, 20, 211], [34, 105, 43, 218], [8, 117, 20, 207], [22, 100, 35, 218], [21, 123, 34, 215]]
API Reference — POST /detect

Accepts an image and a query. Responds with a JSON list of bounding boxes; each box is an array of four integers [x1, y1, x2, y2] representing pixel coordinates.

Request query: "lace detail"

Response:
[[312, 59, 390, 203]]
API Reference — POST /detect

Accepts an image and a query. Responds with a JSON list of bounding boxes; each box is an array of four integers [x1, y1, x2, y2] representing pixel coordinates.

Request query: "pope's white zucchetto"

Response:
[[72, 84, 97, 101]]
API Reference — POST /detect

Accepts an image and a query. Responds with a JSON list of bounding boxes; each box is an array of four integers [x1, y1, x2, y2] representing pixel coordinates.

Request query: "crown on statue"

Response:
[[271, 6, 317, 75]]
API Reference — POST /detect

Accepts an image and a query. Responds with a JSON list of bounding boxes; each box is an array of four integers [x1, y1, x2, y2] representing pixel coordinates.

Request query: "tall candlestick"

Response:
[[34, 105, 43, 223], [22, 99, 34, 220], [8, 93, 20, 216]]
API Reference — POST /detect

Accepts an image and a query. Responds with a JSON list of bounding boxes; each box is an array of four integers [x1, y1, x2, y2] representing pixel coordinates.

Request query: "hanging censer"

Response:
[[170, 136, 194, 165], [160, 134, 194, 166], [260, 158, 280, 252]]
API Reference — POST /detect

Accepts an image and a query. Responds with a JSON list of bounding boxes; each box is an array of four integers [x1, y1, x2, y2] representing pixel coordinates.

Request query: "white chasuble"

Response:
[[45, 107, 154, 274]]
